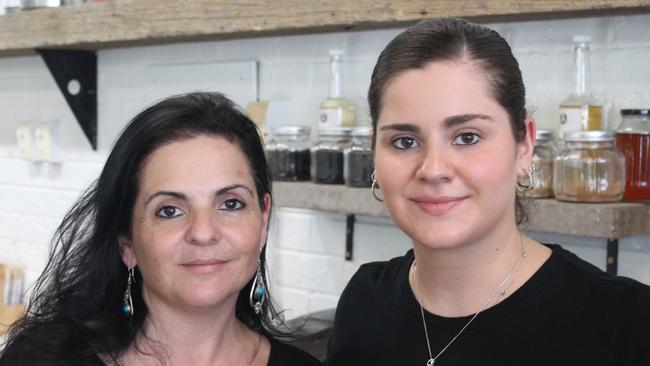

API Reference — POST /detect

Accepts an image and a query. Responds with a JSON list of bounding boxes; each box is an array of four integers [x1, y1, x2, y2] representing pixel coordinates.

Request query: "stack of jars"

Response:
[[265, 126, 374, 188]]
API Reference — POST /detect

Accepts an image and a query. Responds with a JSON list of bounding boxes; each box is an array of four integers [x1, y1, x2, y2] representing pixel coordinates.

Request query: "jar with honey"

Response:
[[553, 131, 625, 202], [616, 109, 650, 200]]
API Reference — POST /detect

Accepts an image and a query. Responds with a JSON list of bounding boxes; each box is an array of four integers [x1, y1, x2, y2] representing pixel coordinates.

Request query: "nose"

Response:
[[185, 208, 219, 245], [414, 143, 453, 184]]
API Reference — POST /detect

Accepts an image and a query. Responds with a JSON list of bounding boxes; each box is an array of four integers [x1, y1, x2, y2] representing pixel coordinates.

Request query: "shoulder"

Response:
[[544, 244, 650, 328], [1, 335, 51, 365], [340, 250, 413, 302], [548, 244, 650, 299], [268, 338, 321, 366], [0, 334, 103, 366]]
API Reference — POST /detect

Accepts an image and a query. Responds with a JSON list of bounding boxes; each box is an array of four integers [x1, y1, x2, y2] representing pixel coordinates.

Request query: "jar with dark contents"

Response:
[[265, 126, 311, 181], [616, 109, 650, 200], [344, 127, 373, 187], [522, 129, 556, 198], [312, 127, 352, 184]]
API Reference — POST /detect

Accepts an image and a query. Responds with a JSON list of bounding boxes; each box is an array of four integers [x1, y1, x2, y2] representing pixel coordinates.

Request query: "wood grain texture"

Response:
[[1, 0, 650, 56], [273, 182, 650, 238]]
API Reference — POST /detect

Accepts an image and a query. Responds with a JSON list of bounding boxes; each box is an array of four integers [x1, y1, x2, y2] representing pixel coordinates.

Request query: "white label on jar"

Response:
[[559, 105, 582, 133], [320, 108, 343, 128]]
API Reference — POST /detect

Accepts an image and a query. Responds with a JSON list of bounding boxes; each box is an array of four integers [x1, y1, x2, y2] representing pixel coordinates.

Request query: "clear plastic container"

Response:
[[553, 131, 625, 202], [523, 129, 556, 198], [311, 127, 352, 184], [616, 109, 650, 200], [265, 126, 311, 181], [344, 127, 373, 188]]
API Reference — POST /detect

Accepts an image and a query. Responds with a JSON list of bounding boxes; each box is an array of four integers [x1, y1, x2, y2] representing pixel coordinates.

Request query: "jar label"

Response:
[[320, 108, 344, 128], [559, 104, 602, 133]]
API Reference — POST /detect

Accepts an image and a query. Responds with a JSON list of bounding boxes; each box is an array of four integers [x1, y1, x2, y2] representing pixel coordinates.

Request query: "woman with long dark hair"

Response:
[[325, 17, 650, 365], [0, 92, 320, 365]]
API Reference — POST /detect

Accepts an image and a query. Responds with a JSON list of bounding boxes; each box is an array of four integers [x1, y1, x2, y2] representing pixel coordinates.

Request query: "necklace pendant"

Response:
[[427, 359, 435, 366]]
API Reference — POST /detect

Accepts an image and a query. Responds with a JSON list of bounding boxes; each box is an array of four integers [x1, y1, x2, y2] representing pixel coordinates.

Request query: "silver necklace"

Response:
[[411, 236, 527, 366]]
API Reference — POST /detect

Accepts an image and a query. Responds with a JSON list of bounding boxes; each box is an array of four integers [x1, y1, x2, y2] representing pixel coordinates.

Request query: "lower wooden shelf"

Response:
[[272, 182, 650, 239]]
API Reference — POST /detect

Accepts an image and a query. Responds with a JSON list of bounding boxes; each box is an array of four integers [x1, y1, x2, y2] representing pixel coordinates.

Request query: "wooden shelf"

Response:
[[2, 0, 650, 57], [272, 182, 650, 239]]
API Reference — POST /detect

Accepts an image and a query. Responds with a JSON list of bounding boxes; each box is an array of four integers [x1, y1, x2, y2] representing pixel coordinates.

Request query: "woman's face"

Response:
[[120, 135, 271, 312], [374, 60, 534, 250]]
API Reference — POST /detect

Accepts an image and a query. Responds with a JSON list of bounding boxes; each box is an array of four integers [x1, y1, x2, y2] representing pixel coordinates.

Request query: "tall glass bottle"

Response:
[[559, 35, 602, 134], [319, 49, 355, 128]]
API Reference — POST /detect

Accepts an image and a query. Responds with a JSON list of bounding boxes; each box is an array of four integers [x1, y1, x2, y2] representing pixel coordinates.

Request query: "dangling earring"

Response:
[[122, 267, 135, 318], [249, 259, 266, 315], [516, 162, 535, 193], [371, 170, 383, 202]]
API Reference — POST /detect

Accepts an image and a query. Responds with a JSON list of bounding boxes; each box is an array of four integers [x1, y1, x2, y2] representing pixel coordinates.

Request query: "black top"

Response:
[[325, 244, 650, 366], [0, 335, 320, 366]]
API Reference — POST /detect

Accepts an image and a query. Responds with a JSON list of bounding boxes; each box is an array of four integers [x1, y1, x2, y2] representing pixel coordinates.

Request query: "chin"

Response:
[[404, 221, 472, 251]]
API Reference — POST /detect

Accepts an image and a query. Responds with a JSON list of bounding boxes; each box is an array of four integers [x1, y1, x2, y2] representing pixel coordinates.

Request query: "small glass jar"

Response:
[[311, 127, 352, 184], [344, 127, 373, 187], [523, 129, 556, 198], [616, 109, 650, 200], [265, 126, 311, 181], [553, 131, 625, 202]]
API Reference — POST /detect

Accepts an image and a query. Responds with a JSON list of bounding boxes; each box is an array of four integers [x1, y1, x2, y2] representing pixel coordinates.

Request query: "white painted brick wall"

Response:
[[0, 14, 649, 320]]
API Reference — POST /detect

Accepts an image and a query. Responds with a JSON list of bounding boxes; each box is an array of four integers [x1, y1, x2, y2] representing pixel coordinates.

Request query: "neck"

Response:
[[411, 225, 526, 317], [125, 294, 261, 365]]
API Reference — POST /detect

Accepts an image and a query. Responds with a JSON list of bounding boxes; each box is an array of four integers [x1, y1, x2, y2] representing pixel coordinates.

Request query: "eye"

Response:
[[391, 136, 420, 150], [220, 199, 245, 211], [156, 205, 183, 218], [453, 132, 480, 145]]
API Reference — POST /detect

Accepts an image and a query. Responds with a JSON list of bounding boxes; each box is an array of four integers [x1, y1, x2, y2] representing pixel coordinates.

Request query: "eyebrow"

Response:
[[444, 114, 493, 127], [379, 114, 493, 133], [379, 123, 421, 133], [144, 184, 254, 206]]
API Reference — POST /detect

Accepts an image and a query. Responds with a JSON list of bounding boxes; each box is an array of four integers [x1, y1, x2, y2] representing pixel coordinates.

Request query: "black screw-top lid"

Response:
[[621, 109, 650, 116]]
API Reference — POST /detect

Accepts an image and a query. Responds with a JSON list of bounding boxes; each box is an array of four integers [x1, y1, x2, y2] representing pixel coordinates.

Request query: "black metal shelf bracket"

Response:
[[345, 214, 355, 261], [606, 238, 619, 275], [37, 49, 97, 150]]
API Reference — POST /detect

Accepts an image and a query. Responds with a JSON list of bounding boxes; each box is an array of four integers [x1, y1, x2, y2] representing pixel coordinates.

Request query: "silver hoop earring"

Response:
[[122, 267, 135, 318], [371, 170, 383, 202], [249, 259, 266, 315], [516, 162, 535, 193]]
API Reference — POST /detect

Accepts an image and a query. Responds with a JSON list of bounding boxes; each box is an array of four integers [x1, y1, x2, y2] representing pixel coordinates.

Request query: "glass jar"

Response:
[[265, 126, 311, 181], [523, 129, 556, 198], [344, 127, 373, 187], [311, 127, 352, 184], [616, 109, 650, 200], [553, 131, 625, 202]]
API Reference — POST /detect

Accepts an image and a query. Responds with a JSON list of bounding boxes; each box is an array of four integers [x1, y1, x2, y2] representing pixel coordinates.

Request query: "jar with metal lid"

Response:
[[344, 127, 373, 187], [265, 126, 311, 181], [553, 131, 625, 202], [522, 129, 556, 198], [616, 109, 650, 200], [311, 127, 352, 184]]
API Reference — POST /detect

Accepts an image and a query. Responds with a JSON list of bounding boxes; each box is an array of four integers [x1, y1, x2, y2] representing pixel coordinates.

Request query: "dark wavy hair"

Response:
[[2, 92, 285, 362], [368, 17, 529, 224]]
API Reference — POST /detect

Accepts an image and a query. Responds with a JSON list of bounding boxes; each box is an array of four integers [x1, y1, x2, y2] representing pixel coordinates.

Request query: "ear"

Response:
[[259, 193, 272, 251], [517, 117, 537, 175], [119, 235, 137, 269]]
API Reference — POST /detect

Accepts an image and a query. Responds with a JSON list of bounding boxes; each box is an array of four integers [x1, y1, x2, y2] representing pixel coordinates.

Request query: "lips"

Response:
[[181, 258, 226, 272], [410, 195, 468, 215]]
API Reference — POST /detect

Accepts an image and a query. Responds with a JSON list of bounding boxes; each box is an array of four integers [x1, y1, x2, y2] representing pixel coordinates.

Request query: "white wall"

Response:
[[1, 14, 649, 319]]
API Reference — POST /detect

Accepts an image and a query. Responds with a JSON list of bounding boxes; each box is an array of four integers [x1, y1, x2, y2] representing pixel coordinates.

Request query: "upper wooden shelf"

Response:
[[272, 182, 650, 239], [2, 0, 650, 57]]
